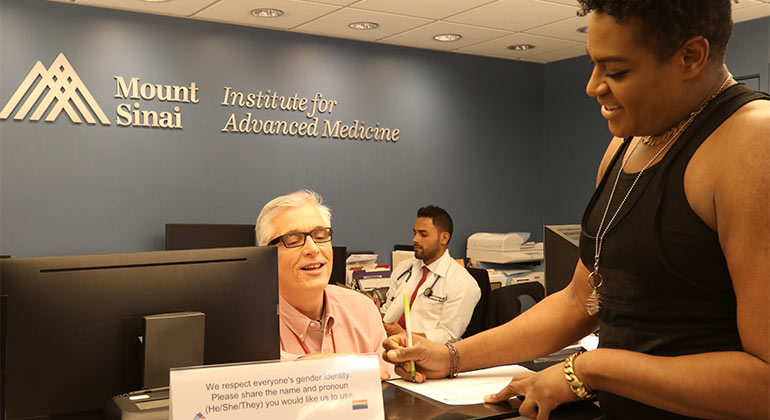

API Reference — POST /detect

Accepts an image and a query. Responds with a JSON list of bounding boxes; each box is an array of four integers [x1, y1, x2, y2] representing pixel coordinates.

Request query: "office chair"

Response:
[[486, 281, 545, 329], [393, 244, 414, 251], [461, 267, 492, 339]]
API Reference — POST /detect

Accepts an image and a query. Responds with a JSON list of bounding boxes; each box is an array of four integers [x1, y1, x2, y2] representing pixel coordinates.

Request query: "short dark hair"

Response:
[[577, 0, 735, 61], [417, 205, 454, 243]]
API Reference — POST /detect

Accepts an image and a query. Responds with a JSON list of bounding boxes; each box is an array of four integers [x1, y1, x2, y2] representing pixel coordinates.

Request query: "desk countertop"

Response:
[[381, 360, 603, 420], [382, 381, 602, 420]]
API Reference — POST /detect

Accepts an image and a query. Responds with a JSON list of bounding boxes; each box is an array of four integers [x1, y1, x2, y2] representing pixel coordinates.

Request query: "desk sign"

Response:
[[169, 354, 384, 420]]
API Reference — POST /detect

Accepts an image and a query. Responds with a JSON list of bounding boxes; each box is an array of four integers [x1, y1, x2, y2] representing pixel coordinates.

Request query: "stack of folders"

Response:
[[345, 253, 392, 291]]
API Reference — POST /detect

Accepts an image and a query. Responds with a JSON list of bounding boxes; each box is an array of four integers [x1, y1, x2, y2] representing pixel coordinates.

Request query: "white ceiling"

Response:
[[50, 0, 770, 63]]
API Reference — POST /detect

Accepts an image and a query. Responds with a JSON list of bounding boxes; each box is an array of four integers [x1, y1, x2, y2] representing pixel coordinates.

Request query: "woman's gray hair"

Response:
[[255, 189, 332, 246]]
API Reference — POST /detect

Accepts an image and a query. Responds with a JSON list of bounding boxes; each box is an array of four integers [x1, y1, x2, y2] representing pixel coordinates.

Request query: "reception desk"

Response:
[[382, 378, 602, 420], [32, 380, 602, 420], [380, 359, 602, 420]]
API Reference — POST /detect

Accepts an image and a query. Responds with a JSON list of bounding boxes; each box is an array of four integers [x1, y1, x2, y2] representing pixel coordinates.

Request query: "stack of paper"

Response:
[[466, 232, 544, 264], [346, 253, 378, 267]]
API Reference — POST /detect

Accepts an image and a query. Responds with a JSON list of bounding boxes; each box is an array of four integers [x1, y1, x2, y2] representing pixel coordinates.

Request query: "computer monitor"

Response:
[[165, 223, 256, 250], [0, 246, 279, 420], [543, 224, 581, 296], [329, 246, 347, 285]]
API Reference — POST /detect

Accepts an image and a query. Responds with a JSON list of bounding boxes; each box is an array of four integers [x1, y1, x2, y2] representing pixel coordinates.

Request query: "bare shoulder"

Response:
[[710, 99, 769, 177], [686, 98, 769, 229], [709, 98, 769, 213], [719, 98, 770, 146]]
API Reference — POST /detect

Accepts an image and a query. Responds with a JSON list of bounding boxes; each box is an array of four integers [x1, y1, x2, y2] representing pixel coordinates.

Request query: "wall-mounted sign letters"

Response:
[[220, 88, 400, 142]]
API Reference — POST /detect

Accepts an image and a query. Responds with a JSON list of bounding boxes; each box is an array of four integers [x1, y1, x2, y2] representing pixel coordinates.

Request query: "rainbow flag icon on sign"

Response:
[[352, 399, 368, 410], [193, 413, 206, 420]]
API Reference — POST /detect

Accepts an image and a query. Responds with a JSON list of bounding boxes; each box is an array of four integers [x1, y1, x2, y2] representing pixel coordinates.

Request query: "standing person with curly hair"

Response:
[[383, 1, 769, 419]]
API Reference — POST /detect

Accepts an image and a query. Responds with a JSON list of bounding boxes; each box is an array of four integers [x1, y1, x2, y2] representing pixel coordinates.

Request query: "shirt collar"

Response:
[[421, 249, 452, 278]]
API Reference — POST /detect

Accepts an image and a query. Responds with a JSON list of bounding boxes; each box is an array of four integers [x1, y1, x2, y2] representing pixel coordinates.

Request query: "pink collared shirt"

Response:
[[279, 284, 393, 377]]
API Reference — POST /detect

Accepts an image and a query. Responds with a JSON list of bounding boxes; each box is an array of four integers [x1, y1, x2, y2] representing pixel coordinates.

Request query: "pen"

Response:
[[403, 292, 416, 382]]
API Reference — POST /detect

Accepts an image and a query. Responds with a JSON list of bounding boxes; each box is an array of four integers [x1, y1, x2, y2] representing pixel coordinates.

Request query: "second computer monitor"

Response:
[[165, 223, 257, 250], [543, 224, 581, 296]]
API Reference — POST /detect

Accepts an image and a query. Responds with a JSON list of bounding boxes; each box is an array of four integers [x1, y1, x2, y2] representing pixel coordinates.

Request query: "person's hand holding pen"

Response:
[[382, 331, 451, 383]]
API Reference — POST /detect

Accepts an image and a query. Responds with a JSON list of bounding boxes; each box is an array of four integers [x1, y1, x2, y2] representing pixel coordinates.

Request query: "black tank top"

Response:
[[579, 84, 769, 420]]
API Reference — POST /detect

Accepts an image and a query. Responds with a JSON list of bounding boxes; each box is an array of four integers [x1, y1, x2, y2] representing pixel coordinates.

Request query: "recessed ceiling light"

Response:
[[507, 44, 535, 51], [250, 8, 284, 18], [433, 33, 462, 42], [348, 22, 379, 30], [576, 26, 588, 34]]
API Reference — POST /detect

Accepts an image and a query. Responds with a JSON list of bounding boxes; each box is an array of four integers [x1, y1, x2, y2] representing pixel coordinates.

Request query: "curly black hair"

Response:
[[417, 205, 453, 243], [577, 0, 736, 61]]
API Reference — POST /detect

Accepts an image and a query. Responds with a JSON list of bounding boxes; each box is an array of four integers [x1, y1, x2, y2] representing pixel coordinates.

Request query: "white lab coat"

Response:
[[381, 250, 481, 343]]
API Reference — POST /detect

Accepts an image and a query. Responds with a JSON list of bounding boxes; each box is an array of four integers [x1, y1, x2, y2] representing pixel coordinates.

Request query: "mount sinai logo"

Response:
[[0, 53, 110, 125]]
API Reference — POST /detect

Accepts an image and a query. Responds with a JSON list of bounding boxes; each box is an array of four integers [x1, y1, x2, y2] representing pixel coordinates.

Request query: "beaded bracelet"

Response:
[[564, 351, 596, 400], [445, 342, 459, 378]]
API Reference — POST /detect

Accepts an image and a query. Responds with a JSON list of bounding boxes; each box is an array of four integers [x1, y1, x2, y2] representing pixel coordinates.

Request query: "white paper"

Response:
[[580, 334, 599, 351], [170, 354, 384, 420], [387, 364, 533, 405], [346, 254, 378, 265], [500, 269, 530, 276]]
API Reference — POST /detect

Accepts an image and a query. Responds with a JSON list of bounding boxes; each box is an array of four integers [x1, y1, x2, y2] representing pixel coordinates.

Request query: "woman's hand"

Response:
[[382, 333, 450, 382], [484, 362, 581, 420]]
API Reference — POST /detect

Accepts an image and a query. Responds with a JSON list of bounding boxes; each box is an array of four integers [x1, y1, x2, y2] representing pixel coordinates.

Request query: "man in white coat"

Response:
[[381, 205, 481, 343]]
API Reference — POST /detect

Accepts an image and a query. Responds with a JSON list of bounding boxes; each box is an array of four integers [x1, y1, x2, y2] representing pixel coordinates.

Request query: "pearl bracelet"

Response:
[[564, 351, 596, 400]]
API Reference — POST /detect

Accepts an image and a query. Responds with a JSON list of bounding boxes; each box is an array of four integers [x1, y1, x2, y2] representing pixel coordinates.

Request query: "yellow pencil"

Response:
[[403, 292, 416, 382]]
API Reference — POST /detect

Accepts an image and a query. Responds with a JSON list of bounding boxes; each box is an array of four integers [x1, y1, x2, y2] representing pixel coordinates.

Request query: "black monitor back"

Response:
[[543, 225, 581, 296], [0, 246, 279, 420], [165, 223, 256, 250], [329, 246, 347, 285]]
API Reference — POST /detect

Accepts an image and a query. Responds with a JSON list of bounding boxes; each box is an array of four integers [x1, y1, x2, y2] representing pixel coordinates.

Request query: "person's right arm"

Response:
[[383, 137, 625, 381], [456, 262, 598, 371], [384, 260, 599, 380], [454, 137, 626, 371]]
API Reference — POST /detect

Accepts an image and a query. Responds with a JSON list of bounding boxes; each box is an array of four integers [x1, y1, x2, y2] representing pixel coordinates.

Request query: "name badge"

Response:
[[169, 354, 383, 420]]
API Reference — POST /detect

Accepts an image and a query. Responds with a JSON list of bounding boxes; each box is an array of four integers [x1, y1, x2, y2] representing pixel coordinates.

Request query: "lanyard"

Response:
[[288, 324, 337, 355]]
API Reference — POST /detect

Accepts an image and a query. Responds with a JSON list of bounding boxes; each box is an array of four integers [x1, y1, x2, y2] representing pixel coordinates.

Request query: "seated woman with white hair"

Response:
[[256, 189, 392, 380]]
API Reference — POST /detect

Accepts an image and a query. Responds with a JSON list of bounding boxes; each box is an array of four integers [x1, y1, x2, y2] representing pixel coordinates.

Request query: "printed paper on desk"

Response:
[[169, 354, 384, 420], [388, 364, 533, 405]]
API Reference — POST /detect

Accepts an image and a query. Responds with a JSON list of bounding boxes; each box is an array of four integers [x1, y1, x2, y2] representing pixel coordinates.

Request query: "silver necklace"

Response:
[[586, 73, 733, 316]]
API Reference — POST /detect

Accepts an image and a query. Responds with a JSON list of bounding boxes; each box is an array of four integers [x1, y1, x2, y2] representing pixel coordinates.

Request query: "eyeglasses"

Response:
[[268, 227, 333, 248]]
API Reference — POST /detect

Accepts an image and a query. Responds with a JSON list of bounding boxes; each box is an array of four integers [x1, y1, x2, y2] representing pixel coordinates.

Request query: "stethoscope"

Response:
[[395, 264, 441, 298]]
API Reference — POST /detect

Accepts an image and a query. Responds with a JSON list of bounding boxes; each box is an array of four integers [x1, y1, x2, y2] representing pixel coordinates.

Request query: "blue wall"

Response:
[[1, 0, 767, 260], [541, 55, 608, 226], [0, 0, 544, 259], [727, 16, 770, 92]]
